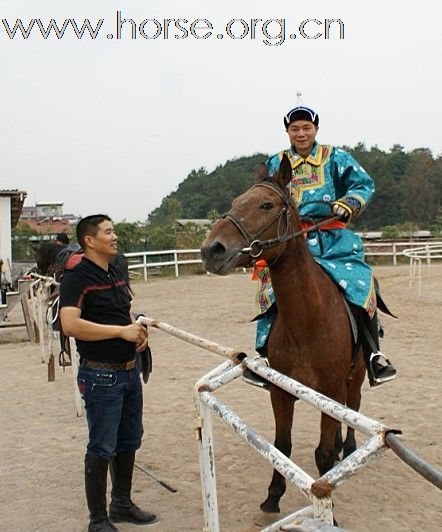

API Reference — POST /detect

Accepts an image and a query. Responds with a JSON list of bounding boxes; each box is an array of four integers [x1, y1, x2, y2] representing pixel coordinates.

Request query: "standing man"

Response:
[[60, 214, 157, 531], [248, 105, 396, 388]]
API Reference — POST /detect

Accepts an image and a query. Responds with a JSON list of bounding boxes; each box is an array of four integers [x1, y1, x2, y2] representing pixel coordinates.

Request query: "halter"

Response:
[[221, 182, 340, 259]]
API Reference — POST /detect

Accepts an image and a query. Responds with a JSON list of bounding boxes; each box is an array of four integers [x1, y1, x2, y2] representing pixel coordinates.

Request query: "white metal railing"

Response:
[[364, 240, 439, 266], [124, 249, 202, 281], [124, 241, 440, 279], [138, 316, 398, 531], [402, 241, 442, 296]]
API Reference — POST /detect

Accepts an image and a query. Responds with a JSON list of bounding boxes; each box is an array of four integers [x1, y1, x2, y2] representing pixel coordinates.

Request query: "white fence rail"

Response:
[[365, 240, 441, 266], [125, 249, 203, 280], [125, 241, 440, 279], [402, 241, 442, 296]]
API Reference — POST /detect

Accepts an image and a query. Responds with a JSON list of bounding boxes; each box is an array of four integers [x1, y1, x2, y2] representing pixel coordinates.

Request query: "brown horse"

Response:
[[201, 154, 366, 514]]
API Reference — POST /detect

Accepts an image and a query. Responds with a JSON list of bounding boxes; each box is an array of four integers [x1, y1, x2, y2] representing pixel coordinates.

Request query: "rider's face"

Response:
[[286, 120, 319, 158]]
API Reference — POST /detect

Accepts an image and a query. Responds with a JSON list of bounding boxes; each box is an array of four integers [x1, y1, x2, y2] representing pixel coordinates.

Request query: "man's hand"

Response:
[[60, 307, 149, 346], [120, 322, 148, 350]]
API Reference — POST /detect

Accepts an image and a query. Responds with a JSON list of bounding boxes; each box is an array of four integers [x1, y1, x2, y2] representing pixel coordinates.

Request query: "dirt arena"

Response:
[[1, 264, 441, 531]]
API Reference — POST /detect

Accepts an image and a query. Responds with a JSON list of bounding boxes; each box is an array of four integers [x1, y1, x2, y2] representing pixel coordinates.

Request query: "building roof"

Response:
[[176, 219, 211, 226], [0, 190, 27, 227], [21, 218, 74, 234]]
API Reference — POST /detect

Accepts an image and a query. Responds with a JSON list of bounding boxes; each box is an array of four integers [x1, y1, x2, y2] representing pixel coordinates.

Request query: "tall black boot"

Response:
[[109, 451, 158, 525], [84, 453, 118, 532], [361, 311, 397, 386]]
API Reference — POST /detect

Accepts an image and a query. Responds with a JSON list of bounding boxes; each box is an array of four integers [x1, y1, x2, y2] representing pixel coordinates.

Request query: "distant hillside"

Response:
[[148, 153, 268, 224], [148, 145, 442, 231]]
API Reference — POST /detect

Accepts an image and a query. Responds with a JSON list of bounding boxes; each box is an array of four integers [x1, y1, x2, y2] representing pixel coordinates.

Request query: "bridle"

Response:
[[221, 181, 340, 259]]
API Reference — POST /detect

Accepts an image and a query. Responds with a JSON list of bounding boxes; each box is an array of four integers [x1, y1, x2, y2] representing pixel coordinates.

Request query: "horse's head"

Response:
[[201, 154, 300, 275], [35, 242, 67, 278]]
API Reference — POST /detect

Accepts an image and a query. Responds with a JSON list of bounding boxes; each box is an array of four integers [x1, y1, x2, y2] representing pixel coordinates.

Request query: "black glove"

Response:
[[134, 313, 152, 384], [136, 345, 152, 384]]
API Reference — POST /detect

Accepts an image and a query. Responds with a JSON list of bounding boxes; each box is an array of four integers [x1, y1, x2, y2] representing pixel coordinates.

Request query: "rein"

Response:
[[222, 182, 342, 259]]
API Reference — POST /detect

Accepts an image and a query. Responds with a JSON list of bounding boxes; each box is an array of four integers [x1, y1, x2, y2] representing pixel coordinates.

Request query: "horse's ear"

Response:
[[276, 154, 292, 188], [254, 163, 269, 183]]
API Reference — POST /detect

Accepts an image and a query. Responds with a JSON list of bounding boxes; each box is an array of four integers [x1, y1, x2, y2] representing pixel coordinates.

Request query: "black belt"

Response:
[[81, 358, 136, 371]]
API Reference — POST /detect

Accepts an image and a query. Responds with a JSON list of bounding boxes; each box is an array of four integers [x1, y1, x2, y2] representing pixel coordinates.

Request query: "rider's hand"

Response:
[[331, 197, 362, 222], [332, 202, 351, 221]]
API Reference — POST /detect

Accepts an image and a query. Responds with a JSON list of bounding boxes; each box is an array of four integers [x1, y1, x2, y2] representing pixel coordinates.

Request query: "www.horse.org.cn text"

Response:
[[1, 12, 345, 46]]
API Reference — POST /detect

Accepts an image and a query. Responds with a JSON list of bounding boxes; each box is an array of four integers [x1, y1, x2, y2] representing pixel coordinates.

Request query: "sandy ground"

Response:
[[0, 265, 441, 532]]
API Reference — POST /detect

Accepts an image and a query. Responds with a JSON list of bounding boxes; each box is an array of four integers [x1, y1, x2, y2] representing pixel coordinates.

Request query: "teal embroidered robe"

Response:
[[255, 142, 377, 350]]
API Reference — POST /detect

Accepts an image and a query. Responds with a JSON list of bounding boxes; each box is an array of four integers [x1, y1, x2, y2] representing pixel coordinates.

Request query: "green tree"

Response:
[[114, 222, 149, 253], [145, 224, 176, 250], [207, 209, 220, 223], [380, 225, 401, 239], [11, 223, 41, 260]]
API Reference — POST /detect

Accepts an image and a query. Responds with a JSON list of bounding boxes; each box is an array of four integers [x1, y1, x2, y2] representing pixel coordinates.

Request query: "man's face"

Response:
[[286, 120, 319, 155], [87, 220, 118, 257]]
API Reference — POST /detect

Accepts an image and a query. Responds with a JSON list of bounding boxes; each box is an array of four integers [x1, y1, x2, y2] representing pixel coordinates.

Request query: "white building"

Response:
[[0, 190, 27, 283]]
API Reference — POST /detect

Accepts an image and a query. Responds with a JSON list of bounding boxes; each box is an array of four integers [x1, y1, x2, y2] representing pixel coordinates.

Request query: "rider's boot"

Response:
[[242, 356, 270, 389], [362, 311, 397, 387]]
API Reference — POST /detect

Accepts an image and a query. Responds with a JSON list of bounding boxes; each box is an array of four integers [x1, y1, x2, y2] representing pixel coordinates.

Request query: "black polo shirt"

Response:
[[59, 256, 135, 362]]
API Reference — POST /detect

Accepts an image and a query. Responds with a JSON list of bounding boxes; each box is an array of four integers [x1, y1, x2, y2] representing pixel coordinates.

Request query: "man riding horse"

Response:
[[246, 105, 397, 388]]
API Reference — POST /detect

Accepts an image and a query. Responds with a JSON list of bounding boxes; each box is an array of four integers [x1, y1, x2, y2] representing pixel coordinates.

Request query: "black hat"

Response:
[[284, 106, 319, 128]]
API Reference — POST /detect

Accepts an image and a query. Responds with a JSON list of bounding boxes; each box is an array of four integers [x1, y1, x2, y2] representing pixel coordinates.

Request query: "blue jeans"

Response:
[[77, 365, 143, 462]]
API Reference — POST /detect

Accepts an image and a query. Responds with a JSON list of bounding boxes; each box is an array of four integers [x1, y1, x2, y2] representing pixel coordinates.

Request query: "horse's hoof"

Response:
[[253, 510, 280, 527], [260, 496, 281, 514]]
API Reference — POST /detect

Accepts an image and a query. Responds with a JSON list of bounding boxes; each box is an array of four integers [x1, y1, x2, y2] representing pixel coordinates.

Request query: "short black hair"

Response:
[[56, 233, 70, 245], [76, 214, 112, 248]]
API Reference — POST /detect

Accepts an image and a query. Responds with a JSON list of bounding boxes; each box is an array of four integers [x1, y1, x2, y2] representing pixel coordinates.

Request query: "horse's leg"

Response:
[[334, 424, 343, 461], [315, 411, 342, 477], [342, 355, 365, 458], [260, 387, 295, 513]]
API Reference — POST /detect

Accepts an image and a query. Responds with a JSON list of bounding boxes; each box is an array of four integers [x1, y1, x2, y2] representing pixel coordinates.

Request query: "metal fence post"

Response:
[[195, 395, 219, 532], [143, 254, 147, 282], [174, 252, 179, 277]]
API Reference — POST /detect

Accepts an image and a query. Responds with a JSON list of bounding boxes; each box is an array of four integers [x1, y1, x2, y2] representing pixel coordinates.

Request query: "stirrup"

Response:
[[242, 357, 270, 389], [369, 352, 397, 386]]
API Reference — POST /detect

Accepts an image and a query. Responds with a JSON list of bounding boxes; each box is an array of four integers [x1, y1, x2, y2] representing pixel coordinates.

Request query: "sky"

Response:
[[1, 0, 441, 222]]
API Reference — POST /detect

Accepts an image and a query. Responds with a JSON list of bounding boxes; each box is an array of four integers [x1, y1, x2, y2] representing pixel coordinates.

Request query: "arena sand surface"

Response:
[[0, 265, 441, 532]]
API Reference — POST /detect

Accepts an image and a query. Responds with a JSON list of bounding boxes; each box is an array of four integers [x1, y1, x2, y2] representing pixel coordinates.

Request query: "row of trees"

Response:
[[345, 144, 441, 231]]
